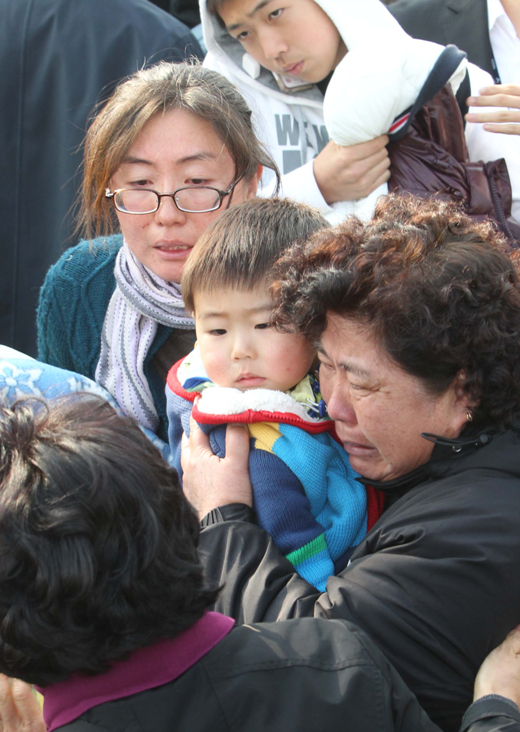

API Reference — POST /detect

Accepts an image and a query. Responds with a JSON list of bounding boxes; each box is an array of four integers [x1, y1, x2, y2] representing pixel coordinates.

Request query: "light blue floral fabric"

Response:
[[0, 346, 173, 466]]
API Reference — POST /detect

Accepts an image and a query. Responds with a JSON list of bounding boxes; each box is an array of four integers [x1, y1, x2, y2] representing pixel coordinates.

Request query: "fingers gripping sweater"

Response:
[[166, 349, 368, 591]]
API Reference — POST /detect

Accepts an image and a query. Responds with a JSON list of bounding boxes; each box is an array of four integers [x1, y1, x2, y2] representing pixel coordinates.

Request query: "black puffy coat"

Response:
[[53, 619, 519, 732], [198, 427, 520, 732]]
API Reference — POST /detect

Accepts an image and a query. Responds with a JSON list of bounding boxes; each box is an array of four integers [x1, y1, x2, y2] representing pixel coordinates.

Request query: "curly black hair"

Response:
[[0, 395, 218, 686], [271, 195, 520, 430]]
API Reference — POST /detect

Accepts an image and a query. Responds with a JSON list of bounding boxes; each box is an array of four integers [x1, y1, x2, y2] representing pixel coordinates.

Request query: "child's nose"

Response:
[[231, 335, 255, 360]]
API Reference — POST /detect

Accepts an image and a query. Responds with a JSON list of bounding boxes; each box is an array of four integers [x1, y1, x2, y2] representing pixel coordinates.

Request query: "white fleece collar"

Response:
[[196, 384, 324, 423]]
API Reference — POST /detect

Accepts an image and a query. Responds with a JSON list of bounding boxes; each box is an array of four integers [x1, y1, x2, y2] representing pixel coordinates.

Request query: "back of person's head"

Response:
[[79, 61, 279, 240], [181, 197, 329, 312], [0, 396, 217, 686]]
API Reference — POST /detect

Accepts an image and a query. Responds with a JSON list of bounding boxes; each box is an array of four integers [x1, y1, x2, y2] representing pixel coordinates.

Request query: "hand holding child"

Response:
[[181, 419, 252, 520]]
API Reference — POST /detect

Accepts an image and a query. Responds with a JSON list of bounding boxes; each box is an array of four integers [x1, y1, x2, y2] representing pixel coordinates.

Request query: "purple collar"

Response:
[[38, 612, 234, 731]]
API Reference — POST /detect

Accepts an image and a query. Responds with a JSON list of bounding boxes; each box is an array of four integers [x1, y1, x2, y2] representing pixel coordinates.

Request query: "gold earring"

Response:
[[466, 411, 473, 423]]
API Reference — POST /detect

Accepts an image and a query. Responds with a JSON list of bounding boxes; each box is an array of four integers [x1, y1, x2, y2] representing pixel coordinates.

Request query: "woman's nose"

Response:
[[155, 195, 186, 225], [325, 381, 357, 425]]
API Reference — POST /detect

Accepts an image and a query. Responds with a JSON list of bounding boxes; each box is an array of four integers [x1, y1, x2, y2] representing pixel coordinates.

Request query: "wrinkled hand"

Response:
[[474, 625, 520, 706], [313, 135, 391, 204], [0, 676, 45, 732], [181, 419, 252, 520], [466, 85, 520, 135]]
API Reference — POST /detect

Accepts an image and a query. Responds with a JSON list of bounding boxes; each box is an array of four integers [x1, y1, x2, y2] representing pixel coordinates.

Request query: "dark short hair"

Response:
[[181, 198, 329, 313], [271, 195, 520, 429], [0, 396, 217, 686]]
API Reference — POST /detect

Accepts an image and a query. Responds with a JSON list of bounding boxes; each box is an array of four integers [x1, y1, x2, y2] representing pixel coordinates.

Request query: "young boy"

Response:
[[166, 199, 375, 591], [201, 0, 520, 226]]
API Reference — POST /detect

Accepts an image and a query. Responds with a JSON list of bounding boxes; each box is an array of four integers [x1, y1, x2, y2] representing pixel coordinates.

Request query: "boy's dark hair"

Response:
[[181, 198, 329, 313], [0, 396, 218, 686]]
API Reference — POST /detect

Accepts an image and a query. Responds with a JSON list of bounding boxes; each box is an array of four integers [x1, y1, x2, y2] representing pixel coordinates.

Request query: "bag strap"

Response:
[[388, 44, 467, 142], [455, 69, 471, 126]]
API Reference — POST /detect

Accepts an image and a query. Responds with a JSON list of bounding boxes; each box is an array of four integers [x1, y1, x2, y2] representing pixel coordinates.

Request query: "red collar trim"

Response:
[[167, 358, 196, 402], [191, 401, 333, 433], [168, 357, 333, 434]]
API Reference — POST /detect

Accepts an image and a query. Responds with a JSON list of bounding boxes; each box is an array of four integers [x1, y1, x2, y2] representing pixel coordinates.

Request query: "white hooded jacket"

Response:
[[202, 0, 520, 223]]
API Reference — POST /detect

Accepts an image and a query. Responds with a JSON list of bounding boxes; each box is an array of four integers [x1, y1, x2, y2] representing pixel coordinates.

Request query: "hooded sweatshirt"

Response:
[[202, 0, 520, 223]]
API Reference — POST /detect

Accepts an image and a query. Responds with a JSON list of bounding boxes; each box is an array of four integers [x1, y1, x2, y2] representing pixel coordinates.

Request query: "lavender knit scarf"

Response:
[[96, 241, 194, 431]]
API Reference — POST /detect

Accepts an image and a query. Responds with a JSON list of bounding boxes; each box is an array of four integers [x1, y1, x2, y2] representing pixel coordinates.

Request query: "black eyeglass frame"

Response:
[[105, 174, 245, 215]]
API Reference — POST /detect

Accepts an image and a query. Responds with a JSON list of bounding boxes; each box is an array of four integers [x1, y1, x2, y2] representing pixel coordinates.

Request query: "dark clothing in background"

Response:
[[389, 0, 494, 78], [148, 0, 201, 26], [147, 0, 171, 11], [0, 0, 202, 357], [169, 0, 201, 28]]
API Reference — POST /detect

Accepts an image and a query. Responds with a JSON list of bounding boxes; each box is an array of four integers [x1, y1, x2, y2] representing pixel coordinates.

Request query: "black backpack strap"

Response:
[[455, 69, 471, 127], [388, 44, 467, 141]]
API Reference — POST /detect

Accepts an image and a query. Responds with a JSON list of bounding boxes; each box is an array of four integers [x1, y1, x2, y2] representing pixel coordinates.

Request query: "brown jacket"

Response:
[[388, 84, 520, 242]]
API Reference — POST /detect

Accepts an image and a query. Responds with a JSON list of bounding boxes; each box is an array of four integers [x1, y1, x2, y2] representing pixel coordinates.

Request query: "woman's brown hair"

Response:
[[78, 61, 279, 240]]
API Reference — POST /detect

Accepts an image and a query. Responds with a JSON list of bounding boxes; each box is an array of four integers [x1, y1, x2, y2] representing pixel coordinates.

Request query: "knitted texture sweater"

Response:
[[167, 351, 369, 591], [37, 235, 173, 441]]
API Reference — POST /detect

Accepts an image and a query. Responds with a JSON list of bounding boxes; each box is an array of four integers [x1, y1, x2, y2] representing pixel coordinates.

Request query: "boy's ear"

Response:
[[246, 165, 262, 199]]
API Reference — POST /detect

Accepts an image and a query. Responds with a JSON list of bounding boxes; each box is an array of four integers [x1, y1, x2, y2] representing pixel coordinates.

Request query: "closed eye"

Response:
[[318, 360, 334, 371], [255, 322, 271, 330], [350, 381, 372, 392]]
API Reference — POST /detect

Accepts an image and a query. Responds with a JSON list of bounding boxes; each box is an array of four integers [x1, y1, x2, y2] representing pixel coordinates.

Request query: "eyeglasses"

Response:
[[105, 176, 244, 215]]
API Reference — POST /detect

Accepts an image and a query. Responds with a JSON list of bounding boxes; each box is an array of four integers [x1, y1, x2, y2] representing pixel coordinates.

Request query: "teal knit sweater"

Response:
[[37, 235, 173, 441]]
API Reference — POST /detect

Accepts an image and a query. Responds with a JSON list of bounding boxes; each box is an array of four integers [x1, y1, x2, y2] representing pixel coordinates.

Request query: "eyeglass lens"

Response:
[[114, 188, 222, 214]]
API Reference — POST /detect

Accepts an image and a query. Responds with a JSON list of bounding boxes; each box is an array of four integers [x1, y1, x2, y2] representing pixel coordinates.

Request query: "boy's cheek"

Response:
[[199, 345, 230, 386]]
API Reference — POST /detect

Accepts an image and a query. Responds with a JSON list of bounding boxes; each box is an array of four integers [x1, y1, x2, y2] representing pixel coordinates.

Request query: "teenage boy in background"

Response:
[[201, 0, 520, 222]]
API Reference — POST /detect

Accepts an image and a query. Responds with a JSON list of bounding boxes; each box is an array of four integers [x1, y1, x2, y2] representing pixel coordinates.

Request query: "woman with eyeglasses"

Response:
[[36, 61, 277, 441]]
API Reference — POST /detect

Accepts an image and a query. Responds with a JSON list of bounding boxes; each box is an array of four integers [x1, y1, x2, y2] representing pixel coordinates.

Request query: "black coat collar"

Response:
[[356, 425, 500, 498]]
